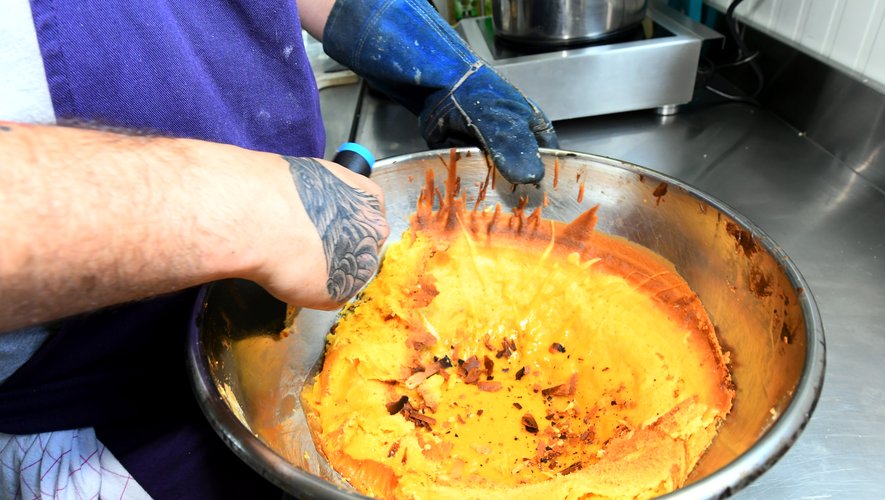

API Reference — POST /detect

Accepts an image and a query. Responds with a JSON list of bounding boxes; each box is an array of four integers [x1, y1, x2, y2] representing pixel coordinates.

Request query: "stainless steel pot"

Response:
[[491, 0, 649, 46], [188, 148, 825, 499]]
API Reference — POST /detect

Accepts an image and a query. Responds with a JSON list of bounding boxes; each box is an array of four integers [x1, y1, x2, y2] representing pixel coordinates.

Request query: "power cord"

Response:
[[698, 0, 765, 102]]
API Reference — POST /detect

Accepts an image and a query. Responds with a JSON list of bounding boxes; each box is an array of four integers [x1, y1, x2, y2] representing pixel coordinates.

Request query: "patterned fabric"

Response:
[[0, 429, 150, 499]]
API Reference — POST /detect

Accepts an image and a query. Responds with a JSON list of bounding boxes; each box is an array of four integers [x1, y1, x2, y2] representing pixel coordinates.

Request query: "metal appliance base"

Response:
[[456, 3, 721, 121]]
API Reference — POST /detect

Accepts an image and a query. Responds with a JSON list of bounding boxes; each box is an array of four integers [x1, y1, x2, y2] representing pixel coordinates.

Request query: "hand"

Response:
[[419, 62, 559, 184], [323, 0, 559, 184], [253, 157, 389, 310]]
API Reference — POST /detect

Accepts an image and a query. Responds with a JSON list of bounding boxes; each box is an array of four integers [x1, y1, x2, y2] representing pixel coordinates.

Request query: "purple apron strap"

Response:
[[0, 291, 201, 433]]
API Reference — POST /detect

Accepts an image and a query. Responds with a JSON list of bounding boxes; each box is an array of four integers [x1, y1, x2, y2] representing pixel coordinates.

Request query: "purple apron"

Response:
[[1, 0, 324, 497]]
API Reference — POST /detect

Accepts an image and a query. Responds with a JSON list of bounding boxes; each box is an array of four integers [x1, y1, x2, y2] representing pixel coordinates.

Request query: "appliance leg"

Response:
[[656, 104, 680, 115]]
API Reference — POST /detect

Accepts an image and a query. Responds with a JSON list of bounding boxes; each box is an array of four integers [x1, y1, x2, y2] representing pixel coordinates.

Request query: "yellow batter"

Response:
[[302, 155, 733, 499]]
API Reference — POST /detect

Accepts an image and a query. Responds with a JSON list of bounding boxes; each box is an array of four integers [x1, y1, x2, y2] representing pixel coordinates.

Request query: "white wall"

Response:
[[705, 0, 885, 90]]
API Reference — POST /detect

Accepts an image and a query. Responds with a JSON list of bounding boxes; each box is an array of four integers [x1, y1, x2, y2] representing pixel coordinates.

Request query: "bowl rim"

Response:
[[188, 147, 826, 499]]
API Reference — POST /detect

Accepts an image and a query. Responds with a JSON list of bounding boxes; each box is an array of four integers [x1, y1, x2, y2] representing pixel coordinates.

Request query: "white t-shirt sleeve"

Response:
[[0, 0, 56, 123]]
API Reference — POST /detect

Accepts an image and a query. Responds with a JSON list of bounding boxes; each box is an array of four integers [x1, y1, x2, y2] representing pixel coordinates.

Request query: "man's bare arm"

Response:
[[298, 0, 336, 40], [0, 122, 388, 331]]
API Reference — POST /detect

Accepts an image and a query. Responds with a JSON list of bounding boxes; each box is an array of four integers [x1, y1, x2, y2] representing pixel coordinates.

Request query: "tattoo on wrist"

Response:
[[286, 157, 385, 302]]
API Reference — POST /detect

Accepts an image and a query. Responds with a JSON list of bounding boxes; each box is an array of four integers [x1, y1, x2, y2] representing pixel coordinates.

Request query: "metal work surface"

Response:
[[322, 87, 885, 497]]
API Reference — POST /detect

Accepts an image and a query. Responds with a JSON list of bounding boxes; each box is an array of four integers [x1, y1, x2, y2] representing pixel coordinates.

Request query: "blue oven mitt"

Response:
[[323, 0, 559, 184]]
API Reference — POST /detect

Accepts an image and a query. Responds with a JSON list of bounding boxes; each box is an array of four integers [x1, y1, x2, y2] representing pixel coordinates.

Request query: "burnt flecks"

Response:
[[435, 355, 453, 368], [522, 413, 539, 434], [457, 355, 484, 384], [386, 395, 410, 415], [483, 355, 495, 378], [520, 403, 601, 473], [725, 221, 758, 257], [781, 322, 795, 344], [653, 182, 668, 206], [495, 337, 517, 359], [387, 440, 401, 458], [749, 269, 773, 298], [549, 342, 566, 354], [541, 374, 578, 398], [401, 401, 437, 430], [559, 462, 583, 476], [483, 333, 495, 351]]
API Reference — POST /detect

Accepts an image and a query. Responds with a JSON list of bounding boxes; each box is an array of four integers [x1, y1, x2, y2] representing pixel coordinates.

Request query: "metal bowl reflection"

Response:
[[187, 148, 825, 499]]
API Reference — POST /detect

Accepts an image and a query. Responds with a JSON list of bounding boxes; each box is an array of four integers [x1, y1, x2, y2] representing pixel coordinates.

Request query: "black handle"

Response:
[[333, 142, 374, 178]]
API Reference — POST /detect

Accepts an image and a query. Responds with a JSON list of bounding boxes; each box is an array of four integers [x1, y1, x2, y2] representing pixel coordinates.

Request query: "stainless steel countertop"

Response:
[[320, 86, 885, 498]]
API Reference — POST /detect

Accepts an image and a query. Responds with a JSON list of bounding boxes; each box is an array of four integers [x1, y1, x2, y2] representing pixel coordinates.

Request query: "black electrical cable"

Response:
[[700, 0, 766, 102], [347, 78, 368, 143], [723, 0, 765, 97]]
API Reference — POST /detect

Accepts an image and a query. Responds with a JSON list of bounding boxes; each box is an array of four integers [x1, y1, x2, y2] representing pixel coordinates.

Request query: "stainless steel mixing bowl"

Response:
[[188, 148, 825, 499]]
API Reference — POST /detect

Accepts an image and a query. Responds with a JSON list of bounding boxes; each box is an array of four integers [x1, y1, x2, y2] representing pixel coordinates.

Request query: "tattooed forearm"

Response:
[[286, 157, 386, 302]]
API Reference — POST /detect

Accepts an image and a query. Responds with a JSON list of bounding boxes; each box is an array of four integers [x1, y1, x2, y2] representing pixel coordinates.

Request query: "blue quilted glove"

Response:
[[323, 0, 559, 184]]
